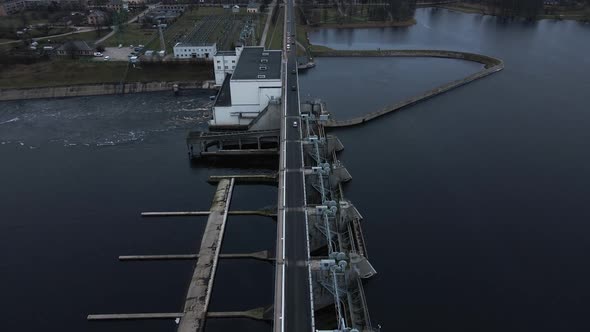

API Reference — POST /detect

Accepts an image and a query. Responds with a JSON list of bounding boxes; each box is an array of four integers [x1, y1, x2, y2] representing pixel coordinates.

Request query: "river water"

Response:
[[302, 7, 590, 332], [1, 7, 590, 332]]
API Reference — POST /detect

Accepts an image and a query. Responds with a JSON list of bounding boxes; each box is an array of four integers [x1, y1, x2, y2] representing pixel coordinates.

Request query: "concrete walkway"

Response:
[[177, 178, 235, 332], [259, 0, 276, 46]]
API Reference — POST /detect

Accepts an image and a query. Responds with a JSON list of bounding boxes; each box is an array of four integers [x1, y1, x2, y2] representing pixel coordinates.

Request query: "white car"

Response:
[[93, 52, 103, 57], [103, 55, 110, 61], [292, 121, 298, 128]]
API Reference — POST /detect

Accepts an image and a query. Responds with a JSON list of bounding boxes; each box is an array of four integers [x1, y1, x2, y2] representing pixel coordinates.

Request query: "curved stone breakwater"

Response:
[[313, 50, 504, 128]]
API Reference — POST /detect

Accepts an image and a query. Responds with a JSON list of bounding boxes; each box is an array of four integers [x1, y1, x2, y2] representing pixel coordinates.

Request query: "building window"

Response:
[[225, 66, 228, 69], [218, 66, 221, 69], [232, 60, 235, 63]]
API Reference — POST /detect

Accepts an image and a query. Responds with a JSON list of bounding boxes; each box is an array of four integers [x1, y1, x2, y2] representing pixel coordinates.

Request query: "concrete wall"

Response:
[[213, 53, 238, 85], [249, 102, 281, 131], [0, 81, 214, 101], [211, 104, 259, 126], [230, 79, 282, 109], [173, 44, 217, 60]]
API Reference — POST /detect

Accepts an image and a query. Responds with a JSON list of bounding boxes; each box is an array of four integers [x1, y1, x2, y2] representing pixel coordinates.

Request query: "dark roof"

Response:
[[231, 47, 281, 80], [215, 50, 236, 56], [174, 42, 215, 47], [214, 73, 232, 107], [58, 40, 92, 52], [88, 10, 107, 17]]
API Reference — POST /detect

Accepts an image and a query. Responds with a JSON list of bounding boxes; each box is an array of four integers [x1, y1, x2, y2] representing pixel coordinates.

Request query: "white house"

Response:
[[231, 5, 239, 13], [213, 45, 244, 85], [211, 47, 282, 127], [247, 2, 260, 13], [173, 42, 217, 60]]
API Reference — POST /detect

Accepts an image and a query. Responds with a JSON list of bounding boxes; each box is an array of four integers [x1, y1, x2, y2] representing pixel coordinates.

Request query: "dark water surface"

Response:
[[303, 7, 590, 332], [0, 91, 275, 332], [1, 7, 589, 332]]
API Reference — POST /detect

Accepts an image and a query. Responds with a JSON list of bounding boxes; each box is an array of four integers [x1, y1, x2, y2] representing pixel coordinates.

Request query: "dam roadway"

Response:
[[274, 0, 315, 331]]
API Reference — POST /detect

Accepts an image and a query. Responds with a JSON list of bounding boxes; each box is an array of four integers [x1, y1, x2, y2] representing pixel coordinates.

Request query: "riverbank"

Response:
[[0, 60, 213, 90], [0, 81, 214, 101], [313, 18, 416, 29]]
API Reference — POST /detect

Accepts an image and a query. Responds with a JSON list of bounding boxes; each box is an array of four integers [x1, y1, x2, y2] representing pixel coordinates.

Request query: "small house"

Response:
[[56, 41, 93, 57], [247, 2, 260, 13], [232, 5, 240, 13]]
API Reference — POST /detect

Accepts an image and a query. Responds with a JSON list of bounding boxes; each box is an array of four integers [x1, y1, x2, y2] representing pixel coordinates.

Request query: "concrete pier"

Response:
[[141, 211, 211, 217], [177, 178, 234, 332], [140, 210, 275, 218], [229, 210, 277, 217], [87, 307, 272, 322], [118, 250, 274, 262], [87, 313, 183, 320], [208, 173, 278, 184], [208, 306, 273, 320]]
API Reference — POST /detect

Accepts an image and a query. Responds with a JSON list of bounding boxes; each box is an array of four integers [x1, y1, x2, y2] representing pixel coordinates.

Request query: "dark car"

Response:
[[291, 85, 297, 91], [291, 69, 296, 74]]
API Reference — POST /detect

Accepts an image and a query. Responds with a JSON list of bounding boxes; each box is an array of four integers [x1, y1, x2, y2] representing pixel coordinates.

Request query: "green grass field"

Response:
[[266, 7, 284, 50], [255, 12, 266, 44], [40, 29, 112, 45], [0, 60, 126, 88], [0, 59, 213, 88], [103, 24, 156, 47], [126, 63, 213, 82]]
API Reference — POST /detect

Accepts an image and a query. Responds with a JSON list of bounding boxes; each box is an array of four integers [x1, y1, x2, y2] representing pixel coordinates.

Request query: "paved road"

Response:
[[281, 0, 314, 330]]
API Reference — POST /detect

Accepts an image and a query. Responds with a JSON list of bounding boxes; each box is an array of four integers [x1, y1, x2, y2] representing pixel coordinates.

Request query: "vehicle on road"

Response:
[[292, 121, 298, 128], [291, 85, 297, 91], [103, 55, 110, 61], [291, 69, 296, 74], [93, 52, 103, 57]]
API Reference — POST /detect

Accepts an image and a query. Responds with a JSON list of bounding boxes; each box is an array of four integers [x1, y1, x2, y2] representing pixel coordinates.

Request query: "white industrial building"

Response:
[[173, 42, 217, 60], [210, 47, 282, 127], [213, 45, 244, 85]]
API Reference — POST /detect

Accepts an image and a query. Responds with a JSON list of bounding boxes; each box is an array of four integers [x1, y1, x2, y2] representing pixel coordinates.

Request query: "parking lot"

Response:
[[93, 46, 136, 62]]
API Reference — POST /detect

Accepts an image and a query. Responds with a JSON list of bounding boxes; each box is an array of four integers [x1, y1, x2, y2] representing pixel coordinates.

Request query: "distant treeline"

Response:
[[300, 0, 418, 24], [371, 0, 417, 22], [427, 0, 590, 20]]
